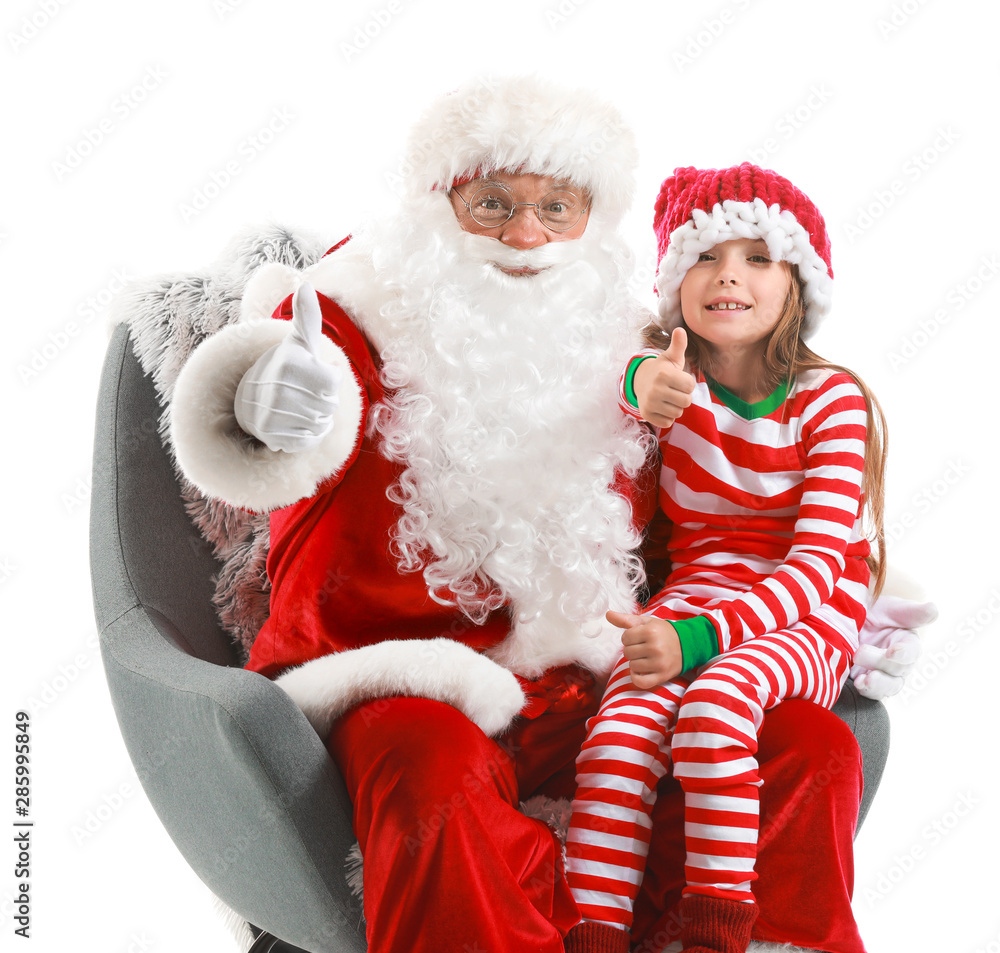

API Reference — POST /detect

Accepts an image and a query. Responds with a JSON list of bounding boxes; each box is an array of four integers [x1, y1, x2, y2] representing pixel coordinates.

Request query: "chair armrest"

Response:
[[831, 681, 890, 832], [100, 603, 366, 953]]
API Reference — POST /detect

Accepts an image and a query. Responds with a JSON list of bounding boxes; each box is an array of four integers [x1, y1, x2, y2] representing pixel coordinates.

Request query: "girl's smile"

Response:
[[680, 237, 792, 351]]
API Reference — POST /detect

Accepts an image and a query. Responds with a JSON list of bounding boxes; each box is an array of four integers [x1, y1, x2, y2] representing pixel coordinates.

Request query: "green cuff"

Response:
[[670, 617, 720, 671], [623, 355, 655, 408]]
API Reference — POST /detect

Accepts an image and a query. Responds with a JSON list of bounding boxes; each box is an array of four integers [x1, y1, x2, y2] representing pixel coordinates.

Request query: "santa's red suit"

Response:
[[168, 76, 870, 953], [246, 293, 513, 677], [173, 285, 867, 953]]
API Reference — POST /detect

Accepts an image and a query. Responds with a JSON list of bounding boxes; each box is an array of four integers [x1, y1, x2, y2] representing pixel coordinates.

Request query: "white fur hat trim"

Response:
[[655, 198, 834, 338], [401, 74, 637, 228]]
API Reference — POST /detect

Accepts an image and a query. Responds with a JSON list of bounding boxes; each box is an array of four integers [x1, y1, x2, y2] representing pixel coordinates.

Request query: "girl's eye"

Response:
[[697, 253, 715, 262], [748, 255, 772, 264]]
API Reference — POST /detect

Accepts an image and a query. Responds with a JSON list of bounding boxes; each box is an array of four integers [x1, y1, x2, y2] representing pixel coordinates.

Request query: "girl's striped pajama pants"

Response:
[[564, 623, 852, 930]]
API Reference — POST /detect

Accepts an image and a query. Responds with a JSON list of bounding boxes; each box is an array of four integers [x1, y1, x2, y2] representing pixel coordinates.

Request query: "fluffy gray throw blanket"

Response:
[[111, 224, 331, 660]]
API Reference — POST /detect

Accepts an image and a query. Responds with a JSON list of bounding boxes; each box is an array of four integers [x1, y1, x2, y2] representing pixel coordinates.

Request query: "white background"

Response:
[[3, 0, 998, 951]]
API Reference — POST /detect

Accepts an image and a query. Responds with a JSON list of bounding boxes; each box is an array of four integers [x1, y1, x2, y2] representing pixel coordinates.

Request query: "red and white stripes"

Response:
[[628, 364, 872, 658], [565, 364, 873, 931], [565, 624, 853, 926]]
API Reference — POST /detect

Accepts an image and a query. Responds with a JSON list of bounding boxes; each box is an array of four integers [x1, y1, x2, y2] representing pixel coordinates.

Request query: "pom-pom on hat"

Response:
[[402, 74, 638, 229], [653, 163, 833, 337]]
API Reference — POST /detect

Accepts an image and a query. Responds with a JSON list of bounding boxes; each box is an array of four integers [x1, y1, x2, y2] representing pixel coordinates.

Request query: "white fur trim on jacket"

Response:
[[655, 197, 833, 338], [275, 638, 527, 739], [239, 261, 304, 323], [402, 74, 638, 229], [170, 319, 364, 511], [238, 256, 374, 331]]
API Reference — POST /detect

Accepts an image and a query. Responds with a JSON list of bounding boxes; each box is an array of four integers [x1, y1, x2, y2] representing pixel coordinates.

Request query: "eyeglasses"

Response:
[[451, 183, 591, 232]]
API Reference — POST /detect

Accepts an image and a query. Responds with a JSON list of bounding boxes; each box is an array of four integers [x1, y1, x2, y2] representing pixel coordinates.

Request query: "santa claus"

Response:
[[169, 76, 920, 953]]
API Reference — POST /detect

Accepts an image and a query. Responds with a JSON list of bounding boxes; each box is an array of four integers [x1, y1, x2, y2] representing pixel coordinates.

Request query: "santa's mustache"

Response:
[[456, 229, 588, 272]]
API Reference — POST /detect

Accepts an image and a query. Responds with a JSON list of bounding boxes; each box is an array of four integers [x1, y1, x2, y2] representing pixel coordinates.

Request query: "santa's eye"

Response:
[[474, 192, 513, 212]]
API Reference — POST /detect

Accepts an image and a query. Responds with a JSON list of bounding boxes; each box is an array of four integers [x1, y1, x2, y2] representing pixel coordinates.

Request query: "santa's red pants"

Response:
[[326, 688, 866, 953]]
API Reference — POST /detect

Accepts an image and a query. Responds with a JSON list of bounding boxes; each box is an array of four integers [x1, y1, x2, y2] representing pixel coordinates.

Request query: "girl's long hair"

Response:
[[646, 269, 888, 596]]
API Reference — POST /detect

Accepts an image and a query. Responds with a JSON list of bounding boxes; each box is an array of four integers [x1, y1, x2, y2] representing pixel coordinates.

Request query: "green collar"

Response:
[[705, 374, 790, 420]]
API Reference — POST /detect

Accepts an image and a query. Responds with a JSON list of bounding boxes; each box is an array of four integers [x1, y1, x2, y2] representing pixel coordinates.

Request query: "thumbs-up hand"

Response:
[[607, 609, 683, 690], [633, 328, 696, 429], [234, 281, 343, 453]]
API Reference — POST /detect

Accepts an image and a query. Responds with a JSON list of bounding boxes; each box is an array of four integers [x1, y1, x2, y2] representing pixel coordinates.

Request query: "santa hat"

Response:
[[403, 74, 637, 228], [653, 163, 833, 337]]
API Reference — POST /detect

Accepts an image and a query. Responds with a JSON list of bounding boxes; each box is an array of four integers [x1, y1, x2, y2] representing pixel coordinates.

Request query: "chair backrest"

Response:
[[90, 322, 239, 668]]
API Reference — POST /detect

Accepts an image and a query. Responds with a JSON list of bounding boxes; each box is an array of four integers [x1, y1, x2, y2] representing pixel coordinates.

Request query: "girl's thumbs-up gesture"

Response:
[[607, 609, 684, 690], [633, 328, 696, 429], [235, 281, 342, 453]]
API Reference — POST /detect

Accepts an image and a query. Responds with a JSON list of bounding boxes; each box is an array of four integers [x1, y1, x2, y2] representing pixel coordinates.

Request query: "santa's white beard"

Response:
[[331, 195, 654, 677]]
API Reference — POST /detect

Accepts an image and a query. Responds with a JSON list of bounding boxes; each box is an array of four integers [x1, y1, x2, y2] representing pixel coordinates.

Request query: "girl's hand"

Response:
[[607, 610, 684, 690], [633, 328, 696, 428]]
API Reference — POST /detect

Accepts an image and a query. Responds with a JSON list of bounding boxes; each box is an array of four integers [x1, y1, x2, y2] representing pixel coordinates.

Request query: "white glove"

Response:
[[851, 593, 937, 700], [235, 281, 342, 453]]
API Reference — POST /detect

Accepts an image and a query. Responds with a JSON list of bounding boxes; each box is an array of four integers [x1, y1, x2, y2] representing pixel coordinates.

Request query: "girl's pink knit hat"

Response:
[[653, 163, 834, 338]]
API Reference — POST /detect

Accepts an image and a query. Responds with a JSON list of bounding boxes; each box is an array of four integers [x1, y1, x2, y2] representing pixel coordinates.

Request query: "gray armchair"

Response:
[[90, 322, 366, 953], [89, 322, 890, 953]]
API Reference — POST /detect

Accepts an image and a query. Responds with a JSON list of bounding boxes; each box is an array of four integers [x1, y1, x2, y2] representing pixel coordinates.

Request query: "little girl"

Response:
[[563, 164, 887, 953]]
